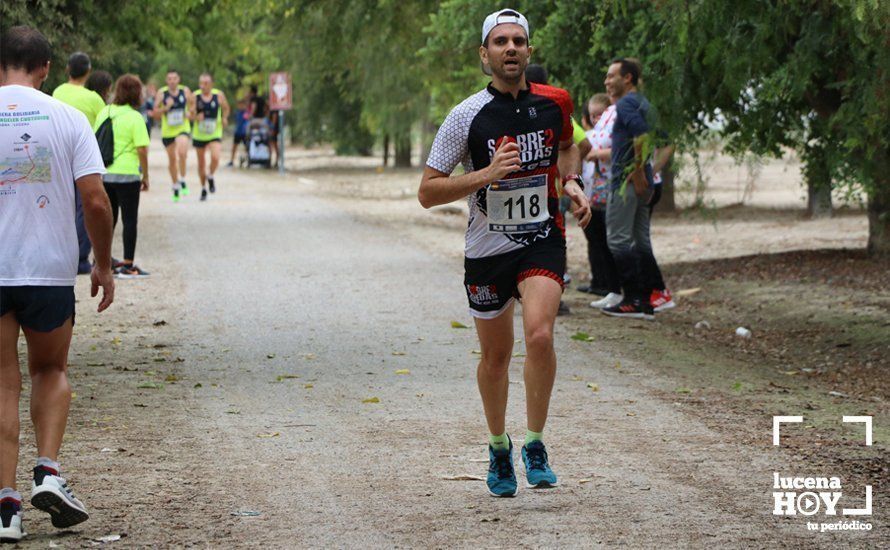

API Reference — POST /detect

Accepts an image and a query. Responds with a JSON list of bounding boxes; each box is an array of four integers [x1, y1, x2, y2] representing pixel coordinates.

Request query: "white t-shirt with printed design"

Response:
[[0, 85, 105, 286]]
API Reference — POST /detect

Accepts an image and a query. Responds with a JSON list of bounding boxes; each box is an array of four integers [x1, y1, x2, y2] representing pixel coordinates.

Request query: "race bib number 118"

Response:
[[487, 174, 549, 234]]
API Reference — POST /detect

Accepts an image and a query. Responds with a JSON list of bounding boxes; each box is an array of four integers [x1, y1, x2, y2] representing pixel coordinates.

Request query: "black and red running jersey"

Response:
[[427, 82, 574, 259]]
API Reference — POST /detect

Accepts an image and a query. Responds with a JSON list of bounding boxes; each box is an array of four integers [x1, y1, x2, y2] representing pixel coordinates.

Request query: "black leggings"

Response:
[[583, 208, 621, 294], [103, 181, 141, 261]]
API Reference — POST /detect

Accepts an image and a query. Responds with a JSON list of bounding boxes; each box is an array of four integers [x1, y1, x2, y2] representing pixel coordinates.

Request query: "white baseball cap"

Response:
[[481, 9, 529, 45]]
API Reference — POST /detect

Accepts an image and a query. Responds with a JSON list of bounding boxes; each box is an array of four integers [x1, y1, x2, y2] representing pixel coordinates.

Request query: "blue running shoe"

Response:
[[522, 440, 558, 488], [487, 437, 517, 497]]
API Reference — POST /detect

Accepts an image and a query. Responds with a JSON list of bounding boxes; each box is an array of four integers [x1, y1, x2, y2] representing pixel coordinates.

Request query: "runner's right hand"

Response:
[[486, 140, 522, 182], [91, 265, 115, 312]]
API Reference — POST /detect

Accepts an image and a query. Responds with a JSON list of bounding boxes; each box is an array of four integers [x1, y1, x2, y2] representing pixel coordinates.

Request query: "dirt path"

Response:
[[12, 142, 880, 547]]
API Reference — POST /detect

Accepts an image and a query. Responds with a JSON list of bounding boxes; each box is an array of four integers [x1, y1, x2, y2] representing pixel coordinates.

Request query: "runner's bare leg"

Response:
[[0, 314, 22, 488], [474, 302, 515, 437], [25, 318, 74, 462], [175, 134, 190, 181], [517, 276, 561, 433]]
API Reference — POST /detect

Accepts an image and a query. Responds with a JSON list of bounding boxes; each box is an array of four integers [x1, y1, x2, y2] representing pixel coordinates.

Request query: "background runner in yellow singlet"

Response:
[[190, 73, 230, 201], [154, 69, 193, 202]]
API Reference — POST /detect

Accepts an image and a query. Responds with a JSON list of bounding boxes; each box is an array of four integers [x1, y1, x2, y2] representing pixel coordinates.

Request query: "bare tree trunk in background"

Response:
[[382, 134, 390, 167], [805, 140, 833, 219], [395, 134, 412, 168], [660, 161, 676, 212], [867, 147, 890, 257]]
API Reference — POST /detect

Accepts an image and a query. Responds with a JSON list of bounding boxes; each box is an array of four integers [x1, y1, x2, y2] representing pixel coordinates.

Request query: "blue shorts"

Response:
[[0, 286, 75, 332]]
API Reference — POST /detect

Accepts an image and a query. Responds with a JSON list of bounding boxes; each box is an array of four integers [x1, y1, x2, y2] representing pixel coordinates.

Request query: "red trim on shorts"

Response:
[[517, 268, 564, 288]]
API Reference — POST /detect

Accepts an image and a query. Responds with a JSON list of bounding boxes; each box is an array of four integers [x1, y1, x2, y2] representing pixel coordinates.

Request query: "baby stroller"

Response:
[[240, 118, 272, 168]]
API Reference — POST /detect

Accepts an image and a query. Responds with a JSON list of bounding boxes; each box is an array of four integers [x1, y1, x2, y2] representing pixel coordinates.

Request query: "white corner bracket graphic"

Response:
[[843, 485, 873, 516], [842, 416, 873, 446], [773, 416, 803, 446]]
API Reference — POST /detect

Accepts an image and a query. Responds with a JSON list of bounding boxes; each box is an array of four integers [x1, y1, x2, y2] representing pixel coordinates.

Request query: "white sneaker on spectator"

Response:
[[590, 292, 623, 309]]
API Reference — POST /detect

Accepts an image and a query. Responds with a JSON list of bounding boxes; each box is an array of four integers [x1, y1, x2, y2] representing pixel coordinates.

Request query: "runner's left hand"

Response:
[[564, 180, 592, 229]]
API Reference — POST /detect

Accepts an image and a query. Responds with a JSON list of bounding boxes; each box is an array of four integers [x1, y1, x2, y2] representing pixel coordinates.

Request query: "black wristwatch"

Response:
[[562, 173, 584, 191]]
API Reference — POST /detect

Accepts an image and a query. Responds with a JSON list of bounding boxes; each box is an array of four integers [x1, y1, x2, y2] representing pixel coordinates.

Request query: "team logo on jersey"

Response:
[[528, 107, 537, 119], [36, 195, 49, 208], [467, 284, 499, 306], [20, 133, 31, 142], [486, 129, 555, 171]]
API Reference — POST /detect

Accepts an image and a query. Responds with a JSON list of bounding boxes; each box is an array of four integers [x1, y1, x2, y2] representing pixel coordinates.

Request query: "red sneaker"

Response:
[[650, 288, 675, 312]]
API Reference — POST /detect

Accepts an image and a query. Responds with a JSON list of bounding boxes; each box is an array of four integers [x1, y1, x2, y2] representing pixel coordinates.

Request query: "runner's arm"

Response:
[[153, 90, 166, 119], [418, 141, 521, 209], [76, 173, 115, 311], [220, 91, 231, 126], [138, 147, 149, 190], [185, 88, 195, 121], [558, 139, 592, 228]]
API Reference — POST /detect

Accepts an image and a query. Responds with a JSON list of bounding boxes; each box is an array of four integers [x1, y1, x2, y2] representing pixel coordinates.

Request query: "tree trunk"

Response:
[[867, 147, 890, 257], [394, 134, 412, 168], [804, 141, 832, 218], [659, 160, 676, 212], [382, 134, 390, 167]]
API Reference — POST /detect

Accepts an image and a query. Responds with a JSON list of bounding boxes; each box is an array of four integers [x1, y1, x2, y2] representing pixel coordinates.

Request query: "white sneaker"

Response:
[[0, 497, 23, 542], [590, 292, 623, 309], [31, 469, 89, 529]]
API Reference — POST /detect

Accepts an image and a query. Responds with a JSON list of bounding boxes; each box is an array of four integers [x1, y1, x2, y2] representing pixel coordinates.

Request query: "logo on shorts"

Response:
[[20, 133, 32, 142], [36, 195, 49, 208], [467, 284, 499, 306]]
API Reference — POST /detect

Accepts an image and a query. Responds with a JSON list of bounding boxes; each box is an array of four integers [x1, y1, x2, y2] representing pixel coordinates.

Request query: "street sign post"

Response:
[[269, 72, 292, 174]]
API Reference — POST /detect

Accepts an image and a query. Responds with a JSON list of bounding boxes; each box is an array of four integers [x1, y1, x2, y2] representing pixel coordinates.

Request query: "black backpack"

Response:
[[95, 106, 115, 167]]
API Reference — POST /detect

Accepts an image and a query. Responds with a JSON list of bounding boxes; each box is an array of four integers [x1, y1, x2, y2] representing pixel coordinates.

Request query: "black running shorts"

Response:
[[0, 286, 75, 332], [162, 132, 190, 147], [463, 234, 566, 319], [193, 137, 221, 148]]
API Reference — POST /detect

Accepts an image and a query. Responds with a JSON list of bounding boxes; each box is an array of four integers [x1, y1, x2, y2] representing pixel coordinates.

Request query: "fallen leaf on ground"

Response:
[[266, 353, 276, 359], [152, 320, 167, 326], [165, 374, 180, 382], [231, 510, 261, 517], [392, 351, 406, 356], [828, 391, 849, 398], [626, 412, 636, 417], [137, 382, 163, 390], [257, 432, 279, 438], [471, 350, 481, 355], [675, 387, 691, 394], [194, 383, 202, 388], [571, 332, 595, 342], [579, 478, 595, 484], [442, 475, 485, 481], [587, 383, 599, 392], [512, 352, 526, 358], [395, 369, 410, 375], [362, 397, 380, 404], [302, 353, 316, 360], [304, 383, 314, 389], [226, 410, 241, 415], [675, 288, 701, 297], [276, 374, 300, 382], [451, 321, 469, 329], [94, 534, 123, 543], [86, 362, 105, 367]]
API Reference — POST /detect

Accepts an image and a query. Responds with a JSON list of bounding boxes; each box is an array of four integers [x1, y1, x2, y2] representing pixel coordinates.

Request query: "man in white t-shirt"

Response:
[[0, 26, 114, 542]]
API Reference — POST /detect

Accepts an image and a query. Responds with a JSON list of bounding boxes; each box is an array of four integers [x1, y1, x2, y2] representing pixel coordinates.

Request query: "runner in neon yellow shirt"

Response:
[[153, 69, 193, 202], [52, 52, 107, 273], [190, 73, 230, 201]]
